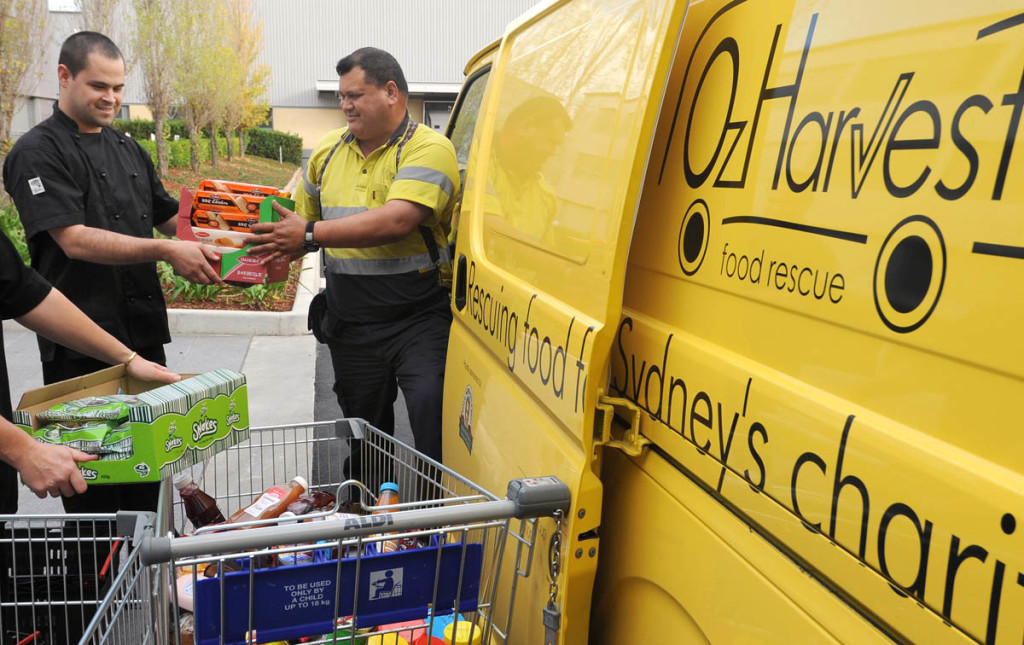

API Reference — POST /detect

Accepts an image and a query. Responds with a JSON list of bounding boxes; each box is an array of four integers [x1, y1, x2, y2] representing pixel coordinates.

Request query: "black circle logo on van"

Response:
[[873, 215, 946, 333], [678, 199, 711, 276]]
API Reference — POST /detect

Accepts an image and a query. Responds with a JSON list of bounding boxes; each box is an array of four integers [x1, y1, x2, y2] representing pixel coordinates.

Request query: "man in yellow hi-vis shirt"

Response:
[[250, 48, 459, 475]]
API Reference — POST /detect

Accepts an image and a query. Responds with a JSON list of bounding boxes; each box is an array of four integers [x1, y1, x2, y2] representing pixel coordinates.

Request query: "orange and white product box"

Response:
[[176, 186, 290, 286]]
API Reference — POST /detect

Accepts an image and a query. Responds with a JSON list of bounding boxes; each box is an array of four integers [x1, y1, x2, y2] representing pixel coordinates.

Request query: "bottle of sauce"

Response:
[[374, 482, 401, 553], [173, 472, 226, 529], [286, 489, 337, 516], [228, 476, 308, 524]]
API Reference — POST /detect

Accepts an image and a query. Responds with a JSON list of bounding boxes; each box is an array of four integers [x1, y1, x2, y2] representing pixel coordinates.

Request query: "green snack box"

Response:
[[15, 365, 250, 484]]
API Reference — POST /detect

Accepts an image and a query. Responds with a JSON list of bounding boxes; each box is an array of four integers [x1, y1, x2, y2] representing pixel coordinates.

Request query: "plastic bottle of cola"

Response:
[[374, 482, 401, 553], [228, 476, 308, 524], [173, 472, 226, 529]]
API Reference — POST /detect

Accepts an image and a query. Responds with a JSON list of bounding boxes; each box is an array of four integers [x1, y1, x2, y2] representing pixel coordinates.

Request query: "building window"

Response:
[[423, 101, 454, 132], [48, 0, 80, 11]]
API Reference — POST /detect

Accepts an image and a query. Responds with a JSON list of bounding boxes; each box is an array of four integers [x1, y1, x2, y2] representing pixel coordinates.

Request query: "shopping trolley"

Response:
[[140, 418, 570, 645], [0, 510, 154, 645]]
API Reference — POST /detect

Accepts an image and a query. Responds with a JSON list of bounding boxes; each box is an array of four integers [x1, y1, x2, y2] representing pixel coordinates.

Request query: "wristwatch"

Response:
[[303, 220, 320, 252]]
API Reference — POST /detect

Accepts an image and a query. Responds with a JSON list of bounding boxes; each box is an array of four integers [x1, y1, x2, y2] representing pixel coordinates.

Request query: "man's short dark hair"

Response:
[[336, 47, 408, 95], [59, 31, 123, 77]]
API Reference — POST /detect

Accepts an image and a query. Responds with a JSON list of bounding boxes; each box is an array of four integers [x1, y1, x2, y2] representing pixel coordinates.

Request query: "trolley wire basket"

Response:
[[143, 418, 569, 645], [0, 510, 153, 645]]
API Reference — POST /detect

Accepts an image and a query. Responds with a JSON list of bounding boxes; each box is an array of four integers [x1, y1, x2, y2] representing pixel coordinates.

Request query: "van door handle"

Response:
[[454, 254, 467, 311], [595, 395, 650, 457]]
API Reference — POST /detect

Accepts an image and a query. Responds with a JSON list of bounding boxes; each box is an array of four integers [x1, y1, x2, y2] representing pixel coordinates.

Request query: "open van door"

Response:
[[442, 1, 689, 643]]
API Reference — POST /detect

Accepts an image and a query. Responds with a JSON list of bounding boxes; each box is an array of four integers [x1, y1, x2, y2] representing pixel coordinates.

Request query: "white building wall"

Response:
[[253, 0, 538, 109]]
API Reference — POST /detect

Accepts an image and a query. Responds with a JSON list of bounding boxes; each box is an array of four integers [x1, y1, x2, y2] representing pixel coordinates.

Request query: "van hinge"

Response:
[[594, 395, 651, 457]]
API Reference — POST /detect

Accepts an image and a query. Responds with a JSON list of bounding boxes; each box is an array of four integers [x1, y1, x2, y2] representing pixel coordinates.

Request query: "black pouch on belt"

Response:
[[307, 289, 328, 343]]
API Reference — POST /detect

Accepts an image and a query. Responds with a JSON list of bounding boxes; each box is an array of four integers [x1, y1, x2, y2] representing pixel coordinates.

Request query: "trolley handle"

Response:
[[141, 476, 570, 566]]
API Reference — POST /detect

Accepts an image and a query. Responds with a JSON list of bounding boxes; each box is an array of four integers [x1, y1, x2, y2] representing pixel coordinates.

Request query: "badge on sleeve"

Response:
[[28, 177, 45, 195]]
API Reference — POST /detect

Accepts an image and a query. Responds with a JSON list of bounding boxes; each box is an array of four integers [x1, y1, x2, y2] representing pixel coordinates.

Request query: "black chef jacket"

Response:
[[0, 233, 52, 513], [2, 105, 178, 362]]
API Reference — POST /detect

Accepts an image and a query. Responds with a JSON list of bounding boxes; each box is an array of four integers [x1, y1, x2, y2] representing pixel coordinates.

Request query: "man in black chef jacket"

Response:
[[2, 31, 223, 514]]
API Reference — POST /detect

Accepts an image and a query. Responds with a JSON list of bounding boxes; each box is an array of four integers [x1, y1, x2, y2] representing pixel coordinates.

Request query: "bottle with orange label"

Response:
[[374, 482, 401, 553], [227, 476, 308, 524]]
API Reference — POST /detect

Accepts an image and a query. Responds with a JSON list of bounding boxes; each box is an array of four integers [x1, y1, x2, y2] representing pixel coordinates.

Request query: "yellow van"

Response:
[[442, 1, 1024, 642]]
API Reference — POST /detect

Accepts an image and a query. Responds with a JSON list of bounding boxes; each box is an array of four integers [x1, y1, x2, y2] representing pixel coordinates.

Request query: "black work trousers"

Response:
[[324, 296, 452, 471], [43, 343, 166, 515]]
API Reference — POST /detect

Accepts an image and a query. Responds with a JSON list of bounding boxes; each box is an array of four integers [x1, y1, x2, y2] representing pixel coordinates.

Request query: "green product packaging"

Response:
[[36, 394, 140, 423], [15, 366, 250, 484]]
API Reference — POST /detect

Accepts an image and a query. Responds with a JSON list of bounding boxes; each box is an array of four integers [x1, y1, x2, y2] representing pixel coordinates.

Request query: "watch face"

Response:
[[304, 221, 317, 250]]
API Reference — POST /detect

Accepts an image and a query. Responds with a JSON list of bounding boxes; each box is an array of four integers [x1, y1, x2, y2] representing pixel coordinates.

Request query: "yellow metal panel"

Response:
[[615, 1, 1024, 643], [593, 449, 904, 643]]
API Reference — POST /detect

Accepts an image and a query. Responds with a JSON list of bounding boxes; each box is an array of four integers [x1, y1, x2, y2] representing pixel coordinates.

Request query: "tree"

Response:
[[172, 1, 230, 174], [77, 0, 132, 70], [235, 68, 270, 158], [132, 0, 177, 178], [0, 0, 49, 169], [222, 0, 270, 161]]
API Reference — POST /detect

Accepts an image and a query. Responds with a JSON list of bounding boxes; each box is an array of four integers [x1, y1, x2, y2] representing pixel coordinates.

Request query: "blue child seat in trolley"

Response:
[[191, 542, 483, 645]]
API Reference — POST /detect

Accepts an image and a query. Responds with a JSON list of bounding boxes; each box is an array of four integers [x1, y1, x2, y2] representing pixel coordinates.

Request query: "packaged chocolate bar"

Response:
[[198, 179, 283, 197], [193, 190, 263, 214], [190, 209, 259, 233], [189, 227, 256, 250]]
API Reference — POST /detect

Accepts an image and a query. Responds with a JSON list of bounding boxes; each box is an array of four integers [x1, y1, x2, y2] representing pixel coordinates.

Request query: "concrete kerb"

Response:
[[168, 166, 316, 337], [166, 249, 319, 336]]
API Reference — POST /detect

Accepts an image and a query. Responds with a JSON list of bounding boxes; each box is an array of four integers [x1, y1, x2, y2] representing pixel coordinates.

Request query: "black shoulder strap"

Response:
[[398, 122, 442, 265], [315, 131, 348, 192]]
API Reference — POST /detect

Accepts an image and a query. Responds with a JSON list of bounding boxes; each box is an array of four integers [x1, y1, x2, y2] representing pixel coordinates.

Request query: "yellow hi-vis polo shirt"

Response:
[[295, 116, 459, 277]]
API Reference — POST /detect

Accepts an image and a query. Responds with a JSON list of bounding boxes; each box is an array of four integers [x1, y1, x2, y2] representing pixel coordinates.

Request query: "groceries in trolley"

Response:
[[172, 477, 419, 554], [166, 478, 488, 643], [148, 421, 570, 644]]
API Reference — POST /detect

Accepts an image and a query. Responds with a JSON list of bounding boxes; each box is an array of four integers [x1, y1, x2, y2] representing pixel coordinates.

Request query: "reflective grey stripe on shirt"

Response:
[[324, 247, 452, 275], [322, 205, 368, 220], [394, 166, 455, 198], [303, 171, 320, 199]]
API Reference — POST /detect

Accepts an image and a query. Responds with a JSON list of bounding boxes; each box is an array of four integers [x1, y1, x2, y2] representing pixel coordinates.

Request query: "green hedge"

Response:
[[113, 118, 155, 140], [137, 136, 229, 168], [167, 120, 189, 140], [114, 117, 299, 166], [113, 119, 191, 142], [245, 128, 303, 165]]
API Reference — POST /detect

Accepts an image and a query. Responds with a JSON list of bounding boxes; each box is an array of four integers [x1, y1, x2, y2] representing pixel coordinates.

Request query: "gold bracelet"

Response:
[[124, 351, 138, 367]]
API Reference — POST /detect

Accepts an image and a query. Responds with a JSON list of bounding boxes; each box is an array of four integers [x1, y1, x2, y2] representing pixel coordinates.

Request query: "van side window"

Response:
[[448, 67, 491, 170], [446, 67, 491, 247]]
